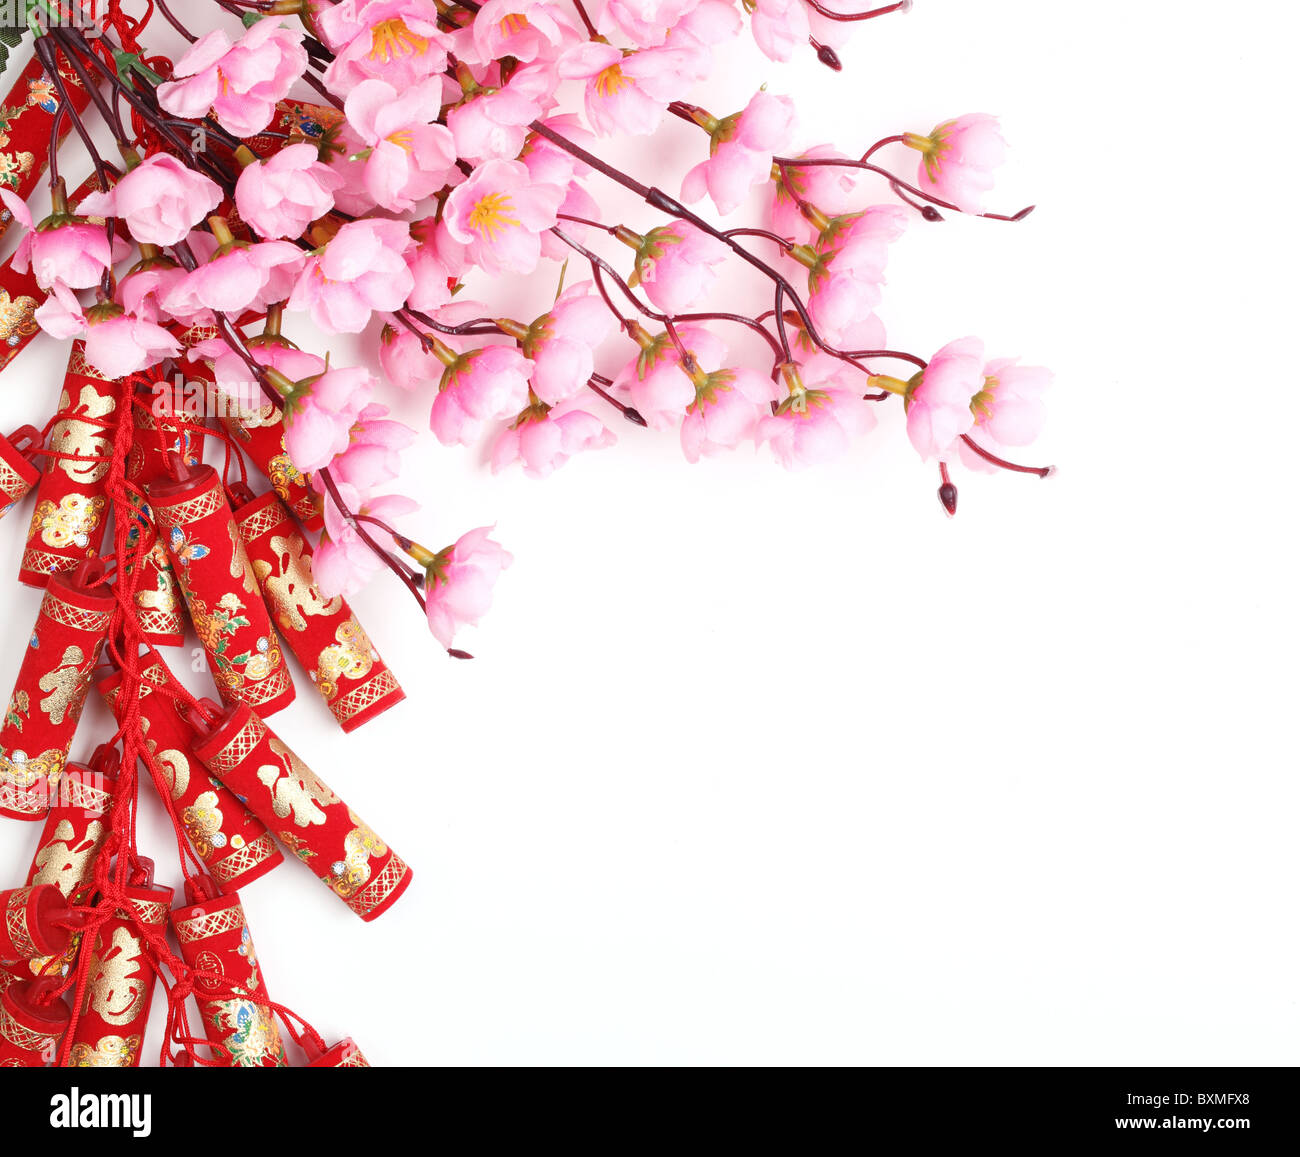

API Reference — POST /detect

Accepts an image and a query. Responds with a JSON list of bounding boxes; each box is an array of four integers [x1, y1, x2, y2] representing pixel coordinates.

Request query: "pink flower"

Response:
[[288, 218, 413, 333], [612, 325, 727, 430], [343, 78, 456, 211], [631, 220, 728, 315], [423, 526, 513, 648], [957, 357, 1052, 472], [157, 17, 307, 137], [682, 90, 797, 215], [83, 308, 182, 379], [443, 159, 564, 276], [448, 62, 557, 164], [524, 281, 615, 405], [756, 354, 877, 468], [76, 153, 222, 247], [680, 368, 781, 462], [599, 0, 702, 47], [404, 221, 458, 312], [558, 41, 701, 137], [0, 189, 114, 290], [118, 256, 190, 324], [323, 403, 416, 491], [234, 144, 344, 240], [911, 114, 1006, 214], [905, 337, 984, 461], [464, 1, 579, 64], [750, 0, 810, 61], [491, 406, 614, 479], [283, 364, 376, 473], [315, 486, 418, 599], [32, 283, 89, 340], [318, 0, 452, 96], [768, 145, 861, 243], [379, 323, 441, 392], [206, 341, 327, 411], [430, 344, 534, 446], [805, 204, 908, 346], [163, 240, 305, 315]]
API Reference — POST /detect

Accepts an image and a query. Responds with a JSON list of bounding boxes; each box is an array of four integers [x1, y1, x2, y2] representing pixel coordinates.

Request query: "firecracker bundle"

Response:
[[0, 0, 1052, 1065]]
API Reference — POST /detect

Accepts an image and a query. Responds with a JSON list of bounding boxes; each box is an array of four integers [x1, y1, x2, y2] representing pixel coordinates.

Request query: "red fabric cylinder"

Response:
[[305, 1036, 371, 1067], [0, 425, 41, 522], [0, 885, 73, 964], [221, 402, 323, 530], [19, 342, 119, 587], [147, 465, 295, 716], [127, 389, 207, 488], [0, 260, 42, 375], [232, 489, 404, 731], [26, 760, 117, 899], [170, 882, 288, 1067], [66, 881, 173, 1068], [99, 662, 283, 892], [0, 569, 114, 819], [122, 494, 187, 648], [0, 978, 70, 1067], [193, 705, 413, 921]]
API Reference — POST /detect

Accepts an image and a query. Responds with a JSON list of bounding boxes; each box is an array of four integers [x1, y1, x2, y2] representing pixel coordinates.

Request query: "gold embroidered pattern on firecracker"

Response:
[[0, 746, 65, 790], [31, 818, 107, 896], [344, 852, 410, 919], [237, 659, 292, 708], [37, 645, 93, 726], [41, 590, 113, 634], [228, 524, 260, 596], [210, 832, 277, 884], [183, 587, 288, 699], [0, 1000, 58, 1053], [68, 1034, 142, 1068], [204, 711, 268, 775], [20, 546, 81, 577], [173, 903, 245, 945], [255, 534, 342, 632], [326, 812, 387, 899], [0, 150, 34, 191], [85, 925, 150, 1027], [181, 789, 229, 860], [3, 887, 40, 957], [151, 484, 225, 529], [0, 455, 32, 497], [208, 997, 287, 1067], [29, 493, 105, 550], [260, 737, 339, 827], [48, 384, 116, 484], [336, 1046, 371, 1067], [234, 500, 284, 545], [267, 446, 310, 502], [147, 744, 191, 802], [55, 776, 112, 813], [313, 618, 377, 700], [329, 670, 401, 726], [128, 897, 170, 927]]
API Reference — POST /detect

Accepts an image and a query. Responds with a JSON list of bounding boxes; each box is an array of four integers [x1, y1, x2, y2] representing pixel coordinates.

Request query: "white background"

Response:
[[2, 0, 1298, 1065]]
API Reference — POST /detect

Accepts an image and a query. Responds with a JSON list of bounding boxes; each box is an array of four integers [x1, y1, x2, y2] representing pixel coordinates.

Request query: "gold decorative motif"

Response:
[[41, 590, 112, 633], [69, 1034, 142, 1067], [85, 925, 149, 1026], [31, 818, 106, 896], [203, 712, 268, 775], [173, 904, 245, 946], [37, 645, 91, 726], [255, 533, 342, 632], [336, 1045, 371, 1067], [151, 484, 225, 529], [234, 500, 284, 545], [29, 493, 105, 549], [209, 832, 278, 884], [207, 997, 287, 1067], [0, 1000, 58, 1054], [237, 661, 292, 709], [0, 455, 32, 497], [343, 853, 410, 919], [4, 887, 39, 958], [21, 546, 81, 577], [0, 288, 39, 349], [257, 738, 338, 828], [128, 897, 170, 927], [48, 383, 116, 484], [328, 811, 387, 899], [314, 619, 377, 704], [181, 790, 226, 859], [228, 524, 260, 596]]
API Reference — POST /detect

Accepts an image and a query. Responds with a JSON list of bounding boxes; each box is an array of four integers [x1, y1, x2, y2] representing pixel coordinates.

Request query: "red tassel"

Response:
[[98, 660, 283, 892], [147, 464, 295, 717], [231, 487, 404, 731], [0, 565, 114, 820], [192, 703, 413, 921], [169, 877, 288, 1067], [19, 343, 120, 587]]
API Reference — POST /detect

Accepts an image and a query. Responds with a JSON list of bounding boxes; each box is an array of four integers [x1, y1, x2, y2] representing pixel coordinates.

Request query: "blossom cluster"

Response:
[[7, 0, 1051, 649]]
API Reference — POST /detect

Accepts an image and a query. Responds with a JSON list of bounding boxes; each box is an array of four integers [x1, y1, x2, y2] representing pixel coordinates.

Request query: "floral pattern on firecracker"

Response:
[[68, 1034, 142, 1068], [29, 493, 105, 549]]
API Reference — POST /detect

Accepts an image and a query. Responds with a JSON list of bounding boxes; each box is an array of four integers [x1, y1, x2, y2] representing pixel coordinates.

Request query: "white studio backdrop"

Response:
[[1, 0, 1297, 1065]]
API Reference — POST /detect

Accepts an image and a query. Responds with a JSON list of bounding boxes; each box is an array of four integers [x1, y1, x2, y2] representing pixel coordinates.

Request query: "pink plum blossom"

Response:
[[1, 189, 115, 290], [956, 358, 1052, 472], [76, 153, 221, 247], [163, 240, 305, 316], [315, 485, 418, 599], [768, 145, 861, 243], [403, 222, 458, 312], [464, 0, 579, 64], [448, 62, 557, 164], [750, 0, 810, 61], [423, 526, 513, 648], [442, 160, 563, 276], [756, 354, 877, 468], [559, 41, 702, 137], [323, 403, 416, 491], [157, 17, 307, 137], [631, 220, 728, 315], [905, 336, 984, 461], [805, 204, 908, 346], [911, 114, 1007, 214], [283, 364, 377, 473], [491, 406, 614, 479], [612, 325, 728, 430], [82, 308, 182, 379], [599, 0, 702, 47], [680, 368, 782, 463], [204, 340, 328, 412], [379, 324, 442, 392], [118, 257, 191, 324], [317, 0, 452, 97], [343, 78, 457, 210], [287, 218, 413, 333], [682, 90, 797, 215], [430, 344, 534, 446], [234, 144, 344, 240], [524, 281, 615, 405]]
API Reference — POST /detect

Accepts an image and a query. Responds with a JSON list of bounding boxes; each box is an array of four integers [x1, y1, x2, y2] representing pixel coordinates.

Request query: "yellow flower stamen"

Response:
[[386, 129, 415, 153], [467, 192, 520, 241], [499, 13, 530, 35], [369, 19, 430, 62], [594, 64, 628, 98]]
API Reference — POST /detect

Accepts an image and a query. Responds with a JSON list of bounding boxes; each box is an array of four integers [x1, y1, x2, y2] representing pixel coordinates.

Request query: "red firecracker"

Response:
[[231, 487, 404, 731], [99, 661, 283, 892], [0, 260, 43, 375], [303, 1036, 371, 1067], [0, 565, 114, 820], [19, 342, 120, 587], [169, 877, 288, 1067], [0, 424, 42, 522], [0, 884, 76, 965], [147, 465, 295, 716], [66, 860, 173, 1068], [26, 753, 118, 899], [193, 704, 413, 921], [0, 977, 70, 1067]]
